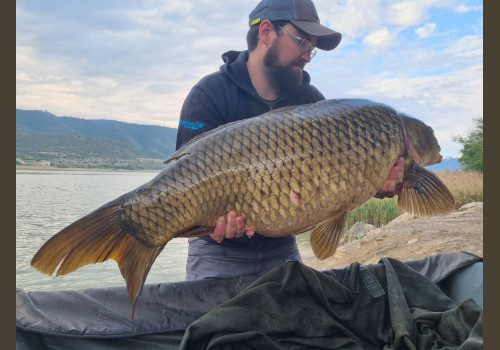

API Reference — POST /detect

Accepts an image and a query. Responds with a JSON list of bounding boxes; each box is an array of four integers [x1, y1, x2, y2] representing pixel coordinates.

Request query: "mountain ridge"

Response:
[[16, 109, 178, 170]]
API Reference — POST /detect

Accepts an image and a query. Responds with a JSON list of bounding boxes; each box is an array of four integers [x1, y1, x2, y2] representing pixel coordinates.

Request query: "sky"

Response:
[[16, 0, 483, 157]]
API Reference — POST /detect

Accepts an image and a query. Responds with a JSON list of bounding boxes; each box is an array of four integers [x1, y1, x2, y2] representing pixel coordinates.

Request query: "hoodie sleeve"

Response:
[[176, 83, 226, 150]]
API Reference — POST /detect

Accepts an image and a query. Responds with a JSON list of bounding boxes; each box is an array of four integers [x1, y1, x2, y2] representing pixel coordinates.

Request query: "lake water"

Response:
[[16, 170, 189, 292]]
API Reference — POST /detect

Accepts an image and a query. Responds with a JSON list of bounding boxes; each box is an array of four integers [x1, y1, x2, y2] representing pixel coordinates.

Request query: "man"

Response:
[[176, 0, 404, 281]]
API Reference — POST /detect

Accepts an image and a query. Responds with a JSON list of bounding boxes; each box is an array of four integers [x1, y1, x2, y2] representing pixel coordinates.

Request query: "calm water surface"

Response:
[[16, 170, 188, 292]]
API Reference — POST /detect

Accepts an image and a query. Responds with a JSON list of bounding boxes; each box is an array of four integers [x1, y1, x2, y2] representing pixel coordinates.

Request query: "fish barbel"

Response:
[[31, 99, 455, 318]]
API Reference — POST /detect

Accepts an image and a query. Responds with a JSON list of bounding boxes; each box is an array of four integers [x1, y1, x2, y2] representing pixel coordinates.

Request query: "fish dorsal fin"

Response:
[[163, 130, 217, 164], [398, 162, 455, 216], [310, 212, 347, 260], [164, 104, 310, 164], [163, 152, 191, 165]]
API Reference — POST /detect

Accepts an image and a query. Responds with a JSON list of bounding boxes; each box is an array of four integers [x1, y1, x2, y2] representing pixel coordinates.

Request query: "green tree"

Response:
[[452, 117, 483, 172]]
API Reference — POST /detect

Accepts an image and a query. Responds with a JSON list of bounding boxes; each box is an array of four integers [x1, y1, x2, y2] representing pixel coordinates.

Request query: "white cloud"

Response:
[[314, 0, 383, 38], [362, 27, 396, 49], [444, 34, 483, 57], [16, 44, 189, 126], [386, 1, 427, 27], [314, 0, 454, 52], [455, 4, 483, 13], [415, 22, 437, 38]]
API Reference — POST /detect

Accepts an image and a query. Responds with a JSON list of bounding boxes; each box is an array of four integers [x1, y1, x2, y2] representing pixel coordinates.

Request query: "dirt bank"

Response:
[[299, 202, 483, 270]]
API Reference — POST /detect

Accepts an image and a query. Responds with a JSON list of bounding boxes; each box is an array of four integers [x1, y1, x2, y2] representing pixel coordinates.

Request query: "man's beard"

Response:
[[263, 40, 305, 96]]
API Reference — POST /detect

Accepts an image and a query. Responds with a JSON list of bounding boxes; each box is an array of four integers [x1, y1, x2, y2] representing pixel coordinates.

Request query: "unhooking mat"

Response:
[[16, 252, 483, 349]]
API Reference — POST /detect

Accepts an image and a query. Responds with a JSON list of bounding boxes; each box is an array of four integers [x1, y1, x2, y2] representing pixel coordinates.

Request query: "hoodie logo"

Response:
[[179, 119, 205, 130]]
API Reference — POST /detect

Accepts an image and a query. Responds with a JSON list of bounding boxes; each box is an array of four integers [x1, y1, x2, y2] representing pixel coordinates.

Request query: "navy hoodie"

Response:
[[176, 50, 325, 247]]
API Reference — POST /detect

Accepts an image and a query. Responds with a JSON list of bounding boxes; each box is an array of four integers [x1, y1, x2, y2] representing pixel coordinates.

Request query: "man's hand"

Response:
[[374, 157, 405, 199], [209, 210, 255, 243]]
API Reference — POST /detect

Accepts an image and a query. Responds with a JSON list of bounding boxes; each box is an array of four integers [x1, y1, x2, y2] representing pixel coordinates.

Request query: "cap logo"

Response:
[[251, 18, 261, 26]]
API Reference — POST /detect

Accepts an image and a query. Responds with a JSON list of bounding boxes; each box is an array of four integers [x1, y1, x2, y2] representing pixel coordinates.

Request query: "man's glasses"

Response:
[[277, 25, 317, 59]]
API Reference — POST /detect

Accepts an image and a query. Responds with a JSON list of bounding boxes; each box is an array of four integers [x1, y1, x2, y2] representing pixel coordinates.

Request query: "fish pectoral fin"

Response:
[[178, 226, 215, 238], [398, 162, 456, 216], [30, 196, 165, 320], [310, 212, 347, 260]]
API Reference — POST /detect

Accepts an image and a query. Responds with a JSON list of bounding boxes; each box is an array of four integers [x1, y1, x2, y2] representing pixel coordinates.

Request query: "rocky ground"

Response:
[[299, 202, 483, 270]]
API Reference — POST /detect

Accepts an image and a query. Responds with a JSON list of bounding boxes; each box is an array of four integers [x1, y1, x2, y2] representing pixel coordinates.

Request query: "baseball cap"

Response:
[[249, 0, 342, 51]]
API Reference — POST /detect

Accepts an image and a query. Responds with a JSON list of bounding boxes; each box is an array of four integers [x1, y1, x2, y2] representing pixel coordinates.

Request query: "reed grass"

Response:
[[432, 170, 483, 208], [345, 197, 402, 231], [342, 169, 483, 241]]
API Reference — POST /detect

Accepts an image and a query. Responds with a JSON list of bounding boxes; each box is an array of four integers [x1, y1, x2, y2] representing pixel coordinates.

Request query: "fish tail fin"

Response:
[[398, 162, 455, 216], [310, 212, 347, 260], [30, 197, 165, 320]]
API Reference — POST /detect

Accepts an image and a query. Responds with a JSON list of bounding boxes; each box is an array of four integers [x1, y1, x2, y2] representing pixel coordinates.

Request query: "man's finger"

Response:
[[225, 211, 237, 239], [210, 216, 226, 243], [235, 216, 245, 238]]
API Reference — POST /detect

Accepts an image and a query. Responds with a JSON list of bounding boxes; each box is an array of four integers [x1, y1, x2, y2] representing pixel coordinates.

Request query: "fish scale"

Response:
[[31, 99, 455, 319]]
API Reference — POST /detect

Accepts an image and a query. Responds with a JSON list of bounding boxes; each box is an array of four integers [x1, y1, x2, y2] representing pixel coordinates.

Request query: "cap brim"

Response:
[[291, 20, 342, 51]]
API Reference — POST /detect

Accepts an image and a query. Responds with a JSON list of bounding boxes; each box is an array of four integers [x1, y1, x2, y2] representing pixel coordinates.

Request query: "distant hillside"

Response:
[[16, 109, 178, 170]]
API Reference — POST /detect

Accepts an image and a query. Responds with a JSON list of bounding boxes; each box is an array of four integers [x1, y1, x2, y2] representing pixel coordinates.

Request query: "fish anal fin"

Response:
[[310, 212, 347, 260], [398, 162, 456, 216], [30, 196, 165, 320], [109, 235, 165, 320]]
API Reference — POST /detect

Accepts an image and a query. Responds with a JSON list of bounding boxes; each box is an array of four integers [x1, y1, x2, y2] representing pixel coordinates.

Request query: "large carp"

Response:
[[31, 99, 455, 318]]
